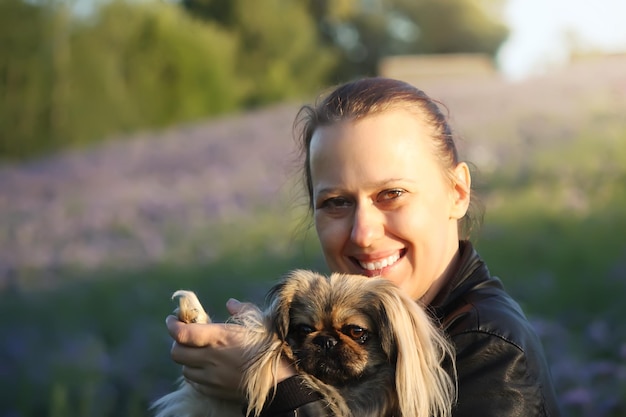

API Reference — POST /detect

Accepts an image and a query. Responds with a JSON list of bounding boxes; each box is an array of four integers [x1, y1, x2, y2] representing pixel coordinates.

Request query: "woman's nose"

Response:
[[350, 204, 384, 247]]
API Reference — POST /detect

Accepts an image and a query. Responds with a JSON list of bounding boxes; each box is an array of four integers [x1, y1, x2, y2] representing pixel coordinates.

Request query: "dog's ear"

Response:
[[372, 281, 456, 417], [265, 269, 316, 340], [244, 270, 318, 417], [266, 269, 326, 341], [265, 279, 291, 340], [370, 291, 398, 362]]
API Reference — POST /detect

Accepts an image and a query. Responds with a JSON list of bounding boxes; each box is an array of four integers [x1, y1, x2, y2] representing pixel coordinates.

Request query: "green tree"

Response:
[[0, 0, 54, 157], [0, 0, 242, 160], [234, 0, 337, 105], [306, 0, 509, 80], [399, 0, 508, 55], [179, 0, 337, 106], [181, 0, 236, 24], [73, 0, 242, 133]]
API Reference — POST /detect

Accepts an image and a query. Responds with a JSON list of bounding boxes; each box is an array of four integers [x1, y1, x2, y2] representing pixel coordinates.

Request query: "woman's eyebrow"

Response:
[[316, 179, 413, 195], [314, 187, 343, 198], [362, 178, 415, 190]]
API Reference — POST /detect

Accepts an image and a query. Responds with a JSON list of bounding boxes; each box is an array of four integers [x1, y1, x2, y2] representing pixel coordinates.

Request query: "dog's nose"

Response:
[[313, 335, 338, 351]]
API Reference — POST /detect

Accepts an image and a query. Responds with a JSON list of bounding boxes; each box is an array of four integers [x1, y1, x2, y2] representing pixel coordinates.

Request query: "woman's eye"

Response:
[[377, 189, 405, 202], [318, 197, 352, 210]]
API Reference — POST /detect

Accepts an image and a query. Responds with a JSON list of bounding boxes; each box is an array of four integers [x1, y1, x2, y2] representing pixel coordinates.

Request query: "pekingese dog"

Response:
[[151, 269, 456, 417]]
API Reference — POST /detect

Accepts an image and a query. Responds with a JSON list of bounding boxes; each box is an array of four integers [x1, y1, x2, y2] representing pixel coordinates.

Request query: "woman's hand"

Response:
[[166, 298, 248, 399], [166, 299, 296, 400]]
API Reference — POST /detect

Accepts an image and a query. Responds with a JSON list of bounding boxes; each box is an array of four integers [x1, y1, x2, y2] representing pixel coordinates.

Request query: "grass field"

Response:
[[1, 57, 625, 416]]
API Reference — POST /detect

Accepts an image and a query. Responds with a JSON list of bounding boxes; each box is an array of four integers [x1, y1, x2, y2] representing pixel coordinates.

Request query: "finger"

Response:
[[168, 316, 247, 348], [166, 314, 194, 343], [166, 315, 216, 346], [184, 376, 243, 401], [166, 315, 181, 340], [170, 343, 216, 368], [226, 298, 243, 315], [181, 364, 214, 387], [183, 369, 244, 400], [184, 379, 214, 397], [227, 298, 259, 316]]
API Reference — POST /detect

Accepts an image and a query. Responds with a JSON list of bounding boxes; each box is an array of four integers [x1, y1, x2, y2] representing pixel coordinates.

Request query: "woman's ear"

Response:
[[450, 162, 471, 220]]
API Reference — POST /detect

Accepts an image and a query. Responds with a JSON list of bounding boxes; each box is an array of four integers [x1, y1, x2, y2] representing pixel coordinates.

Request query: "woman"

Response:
[[167, 78, 561, 416]]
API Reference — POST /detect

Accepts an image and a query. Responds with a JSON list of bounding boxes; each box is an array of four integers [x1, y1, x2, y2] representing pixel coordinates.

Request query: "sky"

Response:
[[497, 0, 626, 79]]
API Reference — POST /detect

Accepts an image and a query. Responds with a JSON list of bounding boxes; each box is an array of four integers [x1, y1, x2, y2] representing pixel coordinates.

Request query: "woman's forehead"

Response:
[[310, 109, 436, 156], [309, 111, 445, 191]]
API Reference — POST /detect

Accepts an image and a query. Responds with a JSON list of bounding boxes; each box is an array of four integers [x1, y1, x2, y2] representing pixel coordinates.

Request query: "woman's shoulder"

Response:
[[444, 275, 537, 347], [435, 241, 538, 349], [443, 278, 562, 416]]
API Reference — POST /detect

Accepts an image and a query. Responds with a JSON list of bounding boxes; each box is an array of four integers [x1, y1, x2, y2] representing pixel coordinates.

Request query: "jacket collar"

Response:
[[427, 240, 491, 320]]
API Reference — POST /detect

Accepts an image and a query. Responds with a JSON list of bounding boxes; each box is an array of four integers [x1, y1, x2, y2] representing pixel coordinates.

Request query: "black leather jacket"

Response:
[[257, 241, 561, 416]]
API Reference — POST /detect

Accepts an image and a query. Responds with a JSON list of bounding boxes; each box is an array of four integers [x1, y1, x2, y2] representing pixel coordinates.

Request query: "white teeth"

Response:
[[359, 253, 400, 271]]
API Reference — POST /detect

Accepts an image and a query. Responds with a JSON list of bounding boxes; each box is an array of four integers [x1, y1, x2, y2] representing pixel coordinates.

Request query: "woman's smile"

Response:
[[349, 249, 407, 277]]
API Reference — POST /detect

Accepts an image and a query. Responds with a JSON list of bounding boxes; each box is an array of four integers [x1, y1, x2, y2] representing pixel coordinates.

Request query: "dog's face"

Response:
[[267, 270, 398, 386], [286, 293, 389, 385]]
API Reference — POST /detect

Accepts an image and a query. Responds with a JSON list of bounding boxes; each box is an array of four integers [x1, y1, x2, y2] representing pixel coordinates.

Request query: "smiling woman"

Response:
[[167, 78, 562, 416]]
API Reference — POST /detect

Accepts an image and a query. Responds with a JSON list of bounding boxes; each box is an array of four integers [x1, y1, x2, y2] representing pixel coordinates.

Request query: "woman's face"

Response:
[[310, 108, 470, 301]]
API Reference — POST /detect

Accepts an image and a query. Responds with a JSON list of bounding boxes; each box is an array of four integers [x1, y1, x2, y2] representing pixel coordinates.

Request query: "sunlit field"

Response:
[[1, 57, 625, 416]]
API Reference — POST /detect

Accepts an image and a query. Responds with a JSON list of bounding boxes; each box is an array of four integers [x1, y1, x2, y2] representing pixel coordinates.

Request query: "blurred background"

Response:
[[1, 0, 625, 415]]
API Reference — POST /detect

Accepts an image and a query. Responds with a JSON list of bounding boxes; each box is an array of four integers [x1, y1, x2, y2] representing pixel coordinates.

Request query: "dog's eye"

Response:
[[294, 324, 314, 337], [342, 325, 369, 343]]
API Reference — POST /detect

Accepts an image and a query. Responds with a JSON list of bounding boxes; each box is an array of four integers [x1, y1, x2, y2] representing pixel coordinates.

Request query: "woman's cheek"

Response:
[[317, 223, 340, 250], [316, 218, 347, 253]]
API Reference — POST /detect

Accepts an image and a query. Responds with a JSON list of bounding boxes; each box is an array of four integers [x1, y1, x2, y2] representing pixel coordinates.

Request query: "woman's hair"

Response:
[[294, 77, 482, 239]]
